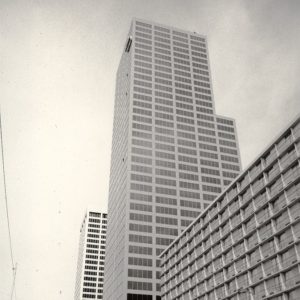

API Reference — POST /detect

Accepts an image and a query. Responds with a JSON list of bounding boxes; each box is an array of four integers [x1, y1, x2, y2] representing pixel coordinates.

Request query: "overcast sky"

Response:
[[0, 0, 299, 299]]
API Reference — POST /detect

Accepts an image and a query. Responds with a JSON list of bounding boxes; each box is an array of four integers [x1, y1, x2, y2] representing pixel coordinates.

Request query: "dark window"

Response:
[[125, 37, 132, 52], [127, 293, 152, 300]]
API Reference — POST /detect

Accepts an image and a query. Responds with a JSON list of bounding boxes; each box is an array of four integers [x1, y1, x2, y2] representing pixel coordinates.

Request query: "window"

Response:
[[263, 257, 279, 276], [129, 234, 152, 244], [261, 239, 276, 258], [252, 265, 263, 283], [247, 232, 259, 249], [128, 269, 152, 279], [156, 216, 177, 225], [129, 223, 152, 233], [128, 281, 152, 291], [156, 237, 173, 246], [274, 210, 290, 231], [130, 183, 152, 193], [284, 266, 300, 288], [281, 247, 297, 268], [155, 196, 176, 206], [129, 213, 152, 223], [131, 164, 152, 175], [156, 227, 178, 236], [156, 206, 177, 215], [234, 241, 245, 257], [278, 228, 293, 249]]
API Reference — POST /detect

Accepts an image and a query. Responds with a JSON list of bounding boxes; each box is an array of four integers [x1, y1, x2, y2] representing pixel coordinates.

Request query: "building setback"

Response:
[[103, 19, 241, 300], [75, 210, 107, 300], [160, 116, 300, 300]]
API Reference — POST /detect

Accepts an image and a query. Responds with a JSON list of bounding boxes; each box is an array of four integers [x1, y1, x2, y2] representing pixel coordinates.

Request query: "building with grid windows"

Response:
[[75, 210, 107, 300], [103, 19, 241, 300], [160, 116, 300, 300]]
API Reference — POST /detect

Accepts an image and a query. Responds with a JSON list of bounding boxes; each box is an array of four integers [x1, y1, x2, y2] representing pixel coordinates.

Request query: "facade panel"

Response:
[[160, 116, 300, 300], [104, 19, 241, 300]]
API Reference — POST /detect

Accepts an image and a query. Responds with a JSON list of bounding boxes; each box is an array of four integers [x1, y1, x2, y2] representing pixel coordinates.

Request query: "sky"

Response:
[[0, 0, 299, 299]]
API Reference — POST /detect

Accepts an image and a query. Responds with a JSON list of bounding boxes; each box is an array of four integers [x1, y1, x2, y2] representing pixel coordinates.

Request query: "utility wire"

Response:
[[0, 107, 17, 299], [10, 263, 17, 300], [0, 107, 14, 267]]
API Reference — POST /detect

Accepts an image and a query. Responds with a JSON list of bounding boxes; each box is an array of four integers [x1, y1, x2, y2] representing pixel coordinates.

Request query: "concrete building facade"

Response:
[[104, 19, 241, 300], [75, 210, 107, 300], [160, 116, 300, 300]]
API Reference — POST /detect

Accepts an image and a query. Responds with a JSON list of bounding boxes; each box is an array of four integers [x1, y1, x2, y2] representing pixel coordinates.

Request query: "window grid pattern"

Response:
[[104, 18, 242, 300], [128, 20, 242, 297], [75, 211, 107, 300], [160, 119, 300, 300]]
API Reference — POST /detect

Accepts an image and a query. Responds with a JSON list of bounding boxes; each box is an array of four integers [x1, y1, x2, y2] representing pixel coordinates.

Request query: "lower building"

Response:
[[160, 116, 300, 300], [75, 210, 107, 300]]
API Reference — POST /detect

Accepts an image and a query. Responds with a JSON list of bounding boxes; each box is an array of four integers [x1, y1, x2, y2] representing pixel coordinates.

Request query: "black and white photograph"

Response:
[[1, 1, 300, 299]]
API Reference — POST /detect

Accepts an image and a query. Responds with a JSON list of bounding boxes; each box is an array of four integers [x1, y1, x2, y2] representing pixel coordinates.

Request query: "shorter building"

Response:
[[160, 116, 300, 300], [75, 210, 107, 300]]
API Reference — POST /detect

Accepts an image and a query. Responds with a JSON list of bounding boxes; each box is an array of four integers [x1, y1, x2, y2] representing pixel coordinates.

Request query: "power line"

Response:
[[0, 107, 17, 299], [10, 263, 17, 300], [0, 106, 14, 267]]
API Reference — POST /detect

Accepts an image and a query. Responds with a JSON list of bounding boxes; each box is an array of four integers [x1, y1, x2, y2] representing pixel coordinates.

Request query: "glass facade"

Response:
[[160, 117, 300, 300]]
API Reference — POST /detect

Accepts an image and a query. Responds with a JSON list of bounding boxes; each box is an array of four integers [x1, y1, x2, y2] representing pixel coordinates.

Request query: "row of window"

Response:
[[162, 180, 300, 270], [130, 160, 237, 185], [162, 268, 300, 300], [165, 219, 300, 284], [162, 180, 300, 272], [136, 20, 205, 41], [135, 32, 206, 52], [135, 26, 205, 47], [134, 60, 210, 79], [161, 150, 298, 300], [131, 135, 237, 160], [132, 113, 237, 150], [130, 182, 222, 199], [129, 211, 208, 227], [166, 250, 299, 295], [134, 52, 208, 70]]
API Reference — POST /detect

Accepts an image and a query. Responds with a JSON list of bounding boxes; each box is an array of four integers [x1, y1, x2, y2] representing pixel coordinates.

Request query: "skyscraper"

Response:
[[104, 19, 241, 300], [75, 210, 107, 300]]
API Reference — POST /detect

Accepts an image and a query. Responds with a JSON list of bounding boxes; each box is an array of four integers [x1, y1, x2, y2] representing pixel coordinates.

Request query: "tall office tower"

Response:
[[75, 210, 107, 300], [104, 19, 241, 300], [160, 116, 300, 300]]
